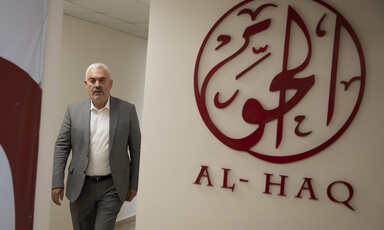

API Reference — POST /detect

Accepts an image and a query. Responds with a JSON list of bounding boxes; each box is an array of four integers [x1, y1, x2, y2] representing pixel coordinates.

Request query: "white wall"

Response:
[[48, 15, 147, 229], [136, 0, 384, 229], [34, 0, 63, 229]]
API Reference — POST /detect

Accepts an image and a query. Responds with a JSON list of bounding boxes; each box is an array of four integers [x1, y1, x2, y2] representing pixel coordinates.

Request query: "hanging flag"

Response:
[[0, 0, 48, 229]]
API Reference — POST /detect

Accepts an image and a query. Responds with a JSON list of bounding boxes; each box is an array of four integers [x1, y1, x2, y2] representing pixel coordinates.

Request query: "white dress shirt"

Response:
[[86, 97, 112, 176]]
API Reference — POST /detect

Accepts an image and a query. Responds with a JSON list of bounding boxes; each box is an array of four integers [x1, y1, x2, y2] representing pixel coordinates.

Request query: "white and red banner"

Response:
[[0, 0, 48, 229]]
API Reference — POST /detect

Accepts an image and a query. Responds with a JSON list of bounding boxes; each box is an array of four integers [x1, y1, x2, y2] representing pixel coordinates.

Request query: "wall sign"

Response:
[[194, 166, 355, 210], [194, 0, 365, 163]]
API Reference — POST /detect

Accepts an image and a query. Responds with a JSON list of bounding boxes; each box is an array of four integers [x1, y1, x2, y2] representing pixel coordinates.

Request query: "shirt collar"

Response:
[[90, 96, 110, 111]]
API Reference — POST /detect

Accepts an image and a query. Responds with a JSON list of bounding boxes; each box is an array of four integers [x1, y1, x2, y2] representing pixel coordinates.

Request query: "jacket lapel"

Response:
[[109, 96, 119, 152], [83, 99, 91, 152]]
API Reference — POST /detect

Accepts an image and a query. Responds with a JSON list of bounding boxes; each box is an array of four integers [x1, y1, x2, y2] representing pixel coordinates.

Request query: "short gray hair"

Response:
[[85, 63, 111, 80]]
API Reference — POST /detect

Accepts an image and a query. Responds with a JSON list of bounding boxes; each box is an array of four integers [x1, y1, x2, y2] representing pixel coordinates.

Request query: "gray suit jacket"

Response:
[[52, 96, 141, 202]]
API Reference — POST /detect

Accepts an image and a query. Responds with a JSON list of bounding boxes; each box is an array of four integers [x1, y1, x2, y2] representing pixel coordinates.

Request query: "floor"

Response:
[[114, 220, 136, 230]]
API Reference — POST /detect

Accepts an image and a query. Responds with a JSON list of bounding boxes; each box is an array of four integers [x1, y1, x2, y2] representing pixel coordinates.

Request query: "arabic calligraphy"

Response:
[[194, 0, 365, 163]]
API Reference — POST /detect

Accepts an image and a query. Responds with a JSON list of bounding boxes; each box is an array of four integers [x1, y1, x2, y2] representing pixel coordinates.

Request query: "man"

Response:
[[51, 63, 141, 230]]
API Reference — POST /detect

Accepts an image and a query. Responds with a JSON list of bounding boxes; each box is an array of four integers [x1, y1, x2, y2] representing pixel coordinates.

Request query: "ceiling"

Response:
[[63, 0, 150, 39]]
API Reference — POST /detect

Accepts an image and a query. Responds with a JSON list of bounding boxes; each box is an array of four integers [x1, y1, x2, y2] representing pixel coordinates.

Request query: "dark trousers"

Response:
[[70, 177, 124, 230]]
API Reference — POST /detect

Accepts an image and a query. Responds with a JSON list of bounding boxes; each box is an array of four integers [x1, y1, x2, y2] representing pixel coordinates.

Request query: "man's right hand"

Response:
[[51, 187, 64, 206]]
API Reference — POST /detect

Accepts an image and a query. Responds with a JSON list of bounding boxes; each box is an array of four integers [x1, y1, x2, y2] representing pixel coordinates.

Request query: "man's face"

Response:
[[84, 67, 113, 107]]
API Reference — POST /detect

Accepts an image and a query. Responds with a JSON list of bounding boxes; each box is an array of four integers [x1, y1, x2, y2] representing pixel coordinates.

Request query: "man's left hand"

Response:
[[126, 189, 137, 202]]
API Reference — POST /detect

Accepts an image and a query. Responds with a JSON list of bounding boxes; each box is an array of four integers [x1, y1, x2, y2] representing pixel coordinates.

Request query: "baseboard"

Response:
[[115, 215, 136, 227]]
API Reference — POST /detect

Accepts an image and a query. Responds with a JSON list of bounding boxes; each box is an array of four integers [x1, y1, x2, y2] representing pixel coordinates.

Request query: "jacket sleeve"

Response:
[[52, 105, 72, 189], [128, 105, 141, 190]]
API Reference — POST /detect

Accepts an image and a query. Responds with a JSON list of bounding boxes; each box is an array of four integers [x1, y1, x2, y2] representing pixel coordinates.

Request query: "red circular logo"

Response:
[[194, 0, 365, 163]]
